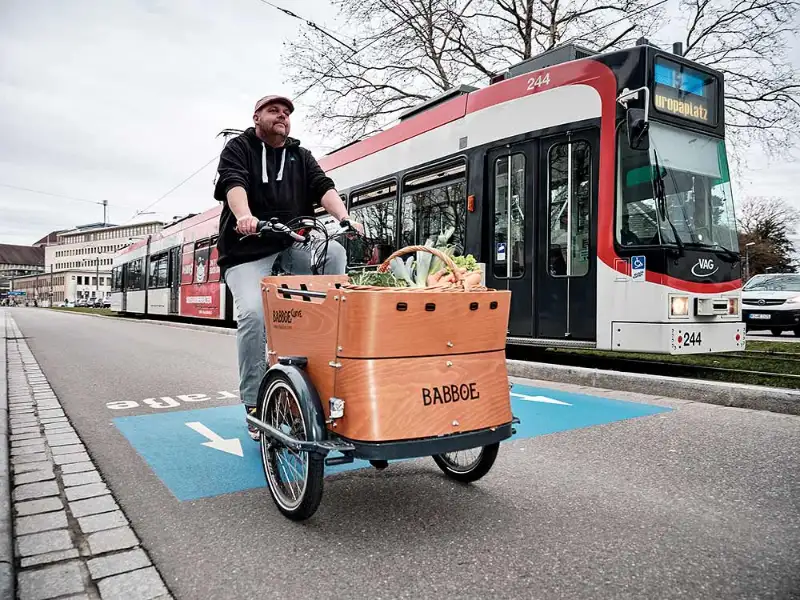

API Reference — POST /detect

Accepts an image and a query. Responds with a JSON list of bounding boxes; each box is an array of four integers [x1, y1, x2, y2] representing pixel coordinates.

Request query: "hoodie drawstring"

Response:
[[261, 143, 286, 183]]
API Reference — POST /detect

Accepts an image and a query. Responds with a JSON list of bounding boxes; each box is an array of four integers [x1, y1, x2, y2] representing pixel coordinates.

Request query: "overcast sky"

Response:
[[1, 0, 798, 246]]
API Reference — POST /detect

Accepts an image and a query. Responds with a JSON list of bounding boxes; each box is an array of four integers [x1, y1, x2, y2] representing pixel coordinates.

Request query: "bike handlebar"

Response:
[[255, 216, 358, 242]]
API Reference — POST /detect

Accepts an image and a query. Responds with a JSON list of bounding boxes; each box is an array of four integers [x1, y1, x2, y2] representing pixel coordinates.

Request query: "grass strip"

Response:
[[47, 306, 116, 316], [542, 344, 799, 390]]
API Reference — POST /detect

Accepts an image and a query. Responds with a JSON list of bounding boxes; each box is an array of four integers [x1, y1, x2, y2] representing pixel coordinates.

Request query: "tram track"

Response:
[[507, 345, 800, 390]]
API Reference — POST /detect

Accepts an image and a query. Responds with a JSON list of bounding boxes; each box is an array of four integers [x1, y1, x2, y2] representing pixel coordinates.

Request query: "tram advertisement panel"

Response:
[[180, 283, 221, 318], [652, 56, 717, 125]]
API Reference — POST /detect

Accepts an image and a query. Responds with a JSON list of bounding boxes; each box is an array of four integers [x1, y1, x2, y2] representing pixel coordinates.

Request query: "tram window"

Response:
[[110, 267, 121, 292], [616, 130, 659, 246], [492, 154, 525, 278], [401, 163, 466, 254], [127, 259, 144, 291], [208, 237, 220, 283], [148, 254, 169, 288], [148, 257, 158, 288], [548, 141, 591, 278], [348, 181, 397, 266], [194, 240, 212, 284]]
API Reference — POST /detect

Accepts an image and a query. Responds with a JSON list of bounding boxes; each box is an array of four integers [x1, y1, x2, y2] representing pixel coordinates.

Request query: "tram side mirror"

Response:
[[626, 108, 650, 151]]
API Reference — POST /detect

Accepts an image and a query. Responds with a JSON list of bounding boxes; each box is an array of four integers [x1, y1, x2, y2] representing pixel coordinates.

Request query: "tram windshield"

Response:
[[617, 122, 739, 255]]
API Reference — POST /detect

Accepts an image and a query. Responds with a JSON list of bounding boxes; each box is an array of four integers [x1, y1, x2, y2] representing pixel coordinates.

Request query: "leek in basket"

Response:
[[388, 225, 454, 287], [347, 270, 407, 288]]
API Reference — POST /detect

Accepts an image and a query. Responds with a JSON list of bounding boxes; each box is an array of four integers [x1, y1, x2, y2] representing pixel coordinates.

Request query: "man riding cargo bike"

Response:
[[214, 94, 517, 521], [213, 94, 364, 440]]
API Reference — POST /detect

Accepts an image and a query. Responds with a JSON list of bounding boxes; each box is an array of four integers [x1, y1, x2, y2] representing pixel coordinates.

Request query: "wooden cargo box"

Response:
[[261, 273, 513, 444]]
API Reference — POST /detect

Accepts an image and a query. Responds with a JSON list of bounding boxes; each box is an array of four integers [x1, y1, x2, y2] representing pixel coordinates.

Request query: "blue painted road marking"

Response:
[[113, 384, 672, 502], [113, 404, 373, 501], [509, 384, 670, 440]]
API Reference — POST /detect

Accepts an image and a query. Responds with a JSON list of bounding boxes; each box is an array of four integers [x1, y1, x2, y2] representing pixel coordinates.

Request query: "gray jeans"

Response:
[[224, 240, 347, 408]]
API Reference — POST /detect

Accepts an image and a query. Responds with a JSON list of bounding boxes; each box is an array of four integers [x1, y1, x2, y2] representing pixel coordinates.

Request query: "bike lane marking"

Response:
[[111, 383, 672, 501]]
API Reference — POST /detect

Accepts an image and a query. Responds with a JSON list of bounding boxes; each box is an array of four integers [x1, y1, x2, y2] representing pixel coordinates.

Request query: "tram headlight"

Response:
[[728, 297, 740, 315], [670, 295, 690, 317]]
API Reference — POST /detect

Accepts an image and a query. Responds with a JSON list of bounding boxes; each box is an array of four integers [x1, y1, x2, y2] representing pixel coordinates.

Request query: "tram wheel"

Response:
[[259, 373, 324, 521], [432, 443, 499, 483]]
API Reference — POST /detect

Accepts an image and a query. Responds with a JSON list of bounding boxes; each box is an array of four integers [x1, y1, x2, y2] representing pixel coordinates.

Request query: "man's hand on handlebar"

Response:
[[340, 218, 364, 237], [235, 215, 260, 236]]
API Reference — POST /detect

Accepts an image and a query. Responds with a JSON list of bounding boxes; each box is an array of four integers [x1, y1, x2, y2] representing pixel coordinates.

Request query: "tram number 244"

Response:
[[527, 72, 551, 91], [678, 331, 703, 347]]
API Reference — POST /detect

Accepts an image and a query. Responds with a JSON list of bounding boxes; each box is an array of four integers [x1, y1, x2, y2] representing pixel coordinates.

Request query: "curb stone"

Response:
[[3, 311, 175, 599], [1, 310, 14, 600], [43, 307, 236, 336], [506, 359, 800, 416]]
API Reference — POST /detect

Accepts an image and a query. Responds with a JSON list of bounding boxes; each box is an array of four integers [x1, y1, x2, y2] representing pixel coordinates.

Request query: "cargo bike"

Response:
[[246, 216, 519, 520]]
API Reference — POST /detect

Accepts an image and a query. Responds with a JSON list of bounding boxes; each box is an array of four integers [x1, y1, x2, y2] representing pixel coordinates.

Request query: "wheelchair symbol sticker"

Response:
[[631, 255, 646, 282]]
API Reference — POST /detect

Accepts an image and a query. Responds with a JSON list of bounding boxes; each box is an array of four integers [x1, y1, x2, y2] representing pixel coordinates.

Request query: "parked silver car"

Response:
[[741, 273, 800, 336]]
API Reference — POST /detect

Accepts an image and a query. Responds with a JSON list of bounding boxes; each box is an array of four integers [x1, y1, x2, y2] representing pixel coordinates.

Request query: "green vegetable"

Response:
[[347, 270, 407, 287], [451, 254, 479, 272]]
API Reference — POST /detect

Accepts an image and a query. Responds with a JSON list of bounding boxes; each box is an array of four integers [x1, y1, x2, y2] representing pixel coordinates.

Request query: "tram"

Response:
[[111, 39, 745, 354]]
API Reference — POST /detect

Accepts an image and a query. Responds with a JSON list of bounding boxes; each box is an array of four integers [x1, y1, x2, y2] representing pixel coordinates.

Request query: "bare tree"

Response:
[[282, 0, 661, 145], [283, 0, 475, 143], [459, 0, 661, 68], [658, 0, 800, 165], [738, 196, 800, 274], [284, 0, 800, 166]]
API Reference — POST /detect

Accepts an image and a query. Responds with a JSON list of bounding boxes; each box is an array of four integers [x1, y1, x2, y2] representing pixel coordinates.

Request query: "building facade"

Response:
[[9, 221, 164, 305], [0, 244, 45, 303]]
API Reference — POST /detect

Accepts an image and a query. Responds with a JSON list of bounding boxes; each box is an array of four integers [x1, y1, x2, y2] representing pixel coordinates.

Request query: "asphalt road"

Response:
[[8, 308, 800, 600]]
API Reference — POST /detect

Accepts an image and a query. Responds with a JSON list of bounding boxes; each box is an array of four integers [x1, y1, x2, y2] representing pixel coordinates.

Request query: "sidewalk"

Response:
[[2, 310, 173, 599], [1, 311, 12, 599]]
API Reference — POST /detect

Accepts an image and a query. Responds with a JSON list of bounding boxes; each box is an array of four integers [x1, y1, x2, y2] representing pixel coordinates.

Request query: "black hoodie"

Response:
[[213, 127, 336, 275]]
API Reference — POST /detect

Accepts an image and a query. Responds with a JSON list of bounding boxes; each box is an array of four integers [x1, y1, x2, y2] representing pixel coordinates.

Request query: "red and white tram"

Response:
[[111, 40, 745, 354], [110, 209, 230, 321]]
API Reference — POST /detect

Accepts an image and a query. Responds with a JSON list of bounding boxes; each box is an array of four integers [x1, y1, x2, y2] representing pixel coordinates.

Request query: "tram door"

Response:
[[485, 142, 537, 337], [168, 246, 181, 314], [535, 128, 599, 340], [120, 265, 128, 312]]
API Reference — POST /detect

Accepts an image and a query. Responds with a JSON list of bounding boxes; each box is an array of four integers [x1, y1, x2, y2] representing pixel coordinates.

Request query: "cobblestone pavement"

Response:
[[5, 313, 173, 600]]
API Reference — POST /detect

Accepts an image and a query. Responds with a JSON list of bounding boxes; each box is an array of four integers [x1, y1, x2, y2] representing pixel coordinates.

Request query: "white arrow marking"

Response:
[[185, 422, 243, 457], [511, 392, 572, 406]]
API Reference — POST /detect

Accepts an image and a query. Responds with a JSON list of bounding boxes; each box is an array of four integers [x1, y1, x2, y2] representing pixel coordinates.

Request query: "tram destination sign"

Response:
[[652, 56, 717, 125]]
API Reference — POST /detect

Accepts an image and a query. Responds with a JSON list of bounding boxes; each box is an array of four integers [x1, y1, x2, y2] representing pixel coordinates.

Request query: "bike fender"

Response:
[[256, 364, 328, 443]]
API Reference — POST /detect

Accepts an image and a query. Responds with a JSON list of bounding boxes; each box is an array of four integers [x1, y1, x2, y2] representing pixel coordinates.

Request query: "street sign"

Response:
[[113, 384, 671, 502], [8, 290, 26, 296]]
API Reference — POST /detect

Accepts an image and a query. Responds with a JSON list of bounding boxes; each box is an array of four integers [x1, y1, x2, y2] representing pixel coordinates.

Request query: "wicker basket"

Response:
[[341, 245, 487, 292]]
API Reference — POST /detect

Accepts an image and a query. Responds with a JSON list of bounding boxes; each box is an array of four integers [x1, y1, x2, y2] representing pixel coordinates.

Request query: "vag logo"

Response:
[[691, 258, 718, 277]]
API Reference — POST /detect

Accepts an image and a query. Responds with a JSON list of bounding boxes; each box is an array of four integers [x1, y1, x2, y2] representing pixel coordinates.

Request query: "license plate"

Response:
[[749, 313, 771, 320]]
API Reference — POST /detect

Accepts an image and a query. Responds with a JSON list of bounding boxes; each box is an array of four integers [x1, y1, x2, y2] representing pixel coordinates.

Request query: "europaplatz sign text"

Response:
[[655, 93, 709, 123]]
